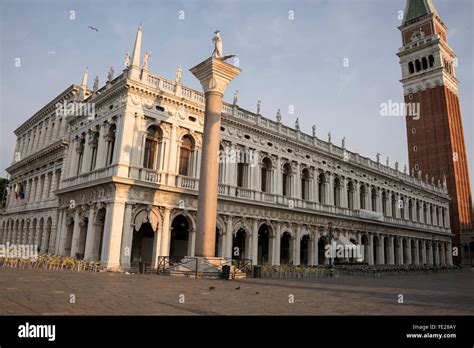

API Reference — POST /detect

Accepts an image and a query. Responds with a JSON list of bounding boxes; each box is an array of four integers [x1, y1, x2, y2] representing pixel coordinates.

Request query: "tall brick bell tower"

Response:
[[397, 0, 473, 264]]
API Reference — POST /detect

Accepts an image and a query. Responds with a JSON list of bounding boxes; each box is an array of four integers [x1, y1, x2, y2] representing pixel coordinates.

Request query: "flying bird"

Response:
[[88, 26, 99, 32]]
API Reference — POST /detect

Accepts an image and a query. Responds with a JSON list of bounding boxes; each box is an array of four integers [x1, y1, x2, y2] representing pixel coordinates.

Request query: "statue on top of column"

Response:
[[212, 31, 223, 58]]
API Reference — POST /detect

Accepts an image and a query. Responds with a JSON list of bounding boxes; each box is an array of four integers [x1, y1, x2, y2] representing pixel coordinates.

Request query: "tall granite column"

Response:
[[190, 57, 240, 257]]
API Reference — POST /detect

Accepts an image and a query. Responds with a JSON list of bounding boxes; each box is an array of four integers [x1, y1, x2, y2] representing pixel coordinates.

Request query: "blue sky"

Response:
[[0, 0, 472, 186]]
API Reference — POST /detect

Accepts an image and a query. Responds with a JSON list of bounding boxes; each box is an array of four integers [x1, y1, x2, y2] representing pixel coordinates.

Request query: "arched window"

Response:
[[400, 197, 405, 219], [371, 187, 377, 212], [318, 173, 326, 204], [282, 163, 292, 197], [76, 137, 85, 175], [391, 194, 397, 217], [442, 208, 446, 227], [430, 205, 434, 225], [237, 148, 249, 188], [218, 144, 225, 184], [408, 62, 415, 74], [301, 168, 310, 200], [347, 181, 354, 210], [423, 203, 427, 223], [429, 55, 435, 68], [90, 132, 99, 171], [381, 191, 387, 215], [179, 135, 194, 176], [422, 57, 428, 70], [261, 157, 273, 193], [408, 199, 413, 221], [143, 126, 161, 169], [333, 176, 341, 207], [415, 201, 420, 222], [415, 60, 421, 72], [360, 184, 366, 209], [105, 124, 116, 166]]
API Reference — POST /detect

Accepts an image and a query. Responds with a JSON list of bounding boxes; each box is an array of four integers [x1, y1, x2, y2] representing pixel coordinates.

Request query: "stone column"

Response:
[[158, 208, 172, 257], [294, 226, 301, 265], [422, 240, 427, 265], [81, 131, 93, 174], [274, 222, 281, 265], [446, 241, 453, 265], [379, 236, 385, 265], [120, 203, 133, 268], [190, 57, 240, 258], [70, 209, 82, 258], [251, 219, 258, 265], [414, 240, 420, 265], [83, 205, 96, 261], [407, 239, 413, 264], [368, 234, 374, 265], [225, 216, 233, 259], [100, 201, 126, 269], [389, 236, 395, 264], [440, 243, 446, 265], [49, 171, 58, 199], [95, 123, 108, 169], [313, 231, 320, 265]]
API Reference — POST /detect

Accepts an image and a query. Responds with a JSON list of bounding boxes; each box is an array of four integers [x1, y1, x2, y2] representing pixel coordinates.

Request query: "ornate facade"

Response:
[[0, 24, 454, 271]]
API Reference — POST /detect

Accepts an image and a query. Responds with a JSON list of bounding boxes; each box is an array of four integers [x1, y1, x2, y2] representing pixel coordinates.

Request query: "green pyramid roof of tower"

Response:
[[403, 0, 439, 25]]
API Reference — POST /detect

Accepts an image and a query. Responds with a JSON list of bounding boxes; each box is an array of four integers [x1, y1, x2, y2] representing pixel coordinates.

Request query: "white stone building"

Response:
[[0, 26, 454, 270]]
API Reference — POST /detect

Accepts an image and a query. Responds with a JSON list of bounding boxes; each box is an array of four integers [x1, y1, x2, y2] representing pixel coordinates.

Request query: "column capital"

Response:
[[190, 57, 241, 95]]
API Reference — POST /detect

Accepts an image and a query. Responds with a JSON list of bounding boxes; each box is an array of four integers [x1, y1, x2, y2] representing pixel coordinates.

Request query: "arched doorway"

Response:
[[373, 235, 379, 264], [384, 237, 390, 264], [318, 236, 326, 265], [257, 224, 270, 265], [280, 232, 292, 264], [131, 222, 155, 266], [300, 235, 310, 265], [170, 215, 189, 259], [232, 228, 246, 261], [93, 208, 106, 262], [394, 238, 401, 264]]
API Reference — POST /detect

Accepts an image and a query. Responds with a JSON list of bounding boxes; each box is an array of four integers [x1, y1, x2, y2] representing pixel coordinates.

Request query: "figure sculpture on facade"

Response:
[[276, 109, 282, 123], [124, 51, 130, 68], [176, 66, 182, 84], [295, 118, 300, 130], [142, 51, 152, 70], [107, 66, 114, 82], [312, 125, 316, 137], [256, 100, 261, 114], [395, 161, 399, 171], [342, 137, 346, 148], [233, 90, 238, 105], [93, 76, 99, 92], [376, 153, 380, 163], [328, 131, 331, 143]]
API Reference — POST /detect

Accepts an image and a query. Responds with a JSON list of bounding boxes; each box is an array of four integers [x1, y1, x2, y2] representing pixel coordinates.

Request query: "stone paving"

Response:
[[0, 267, 473, 315]]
